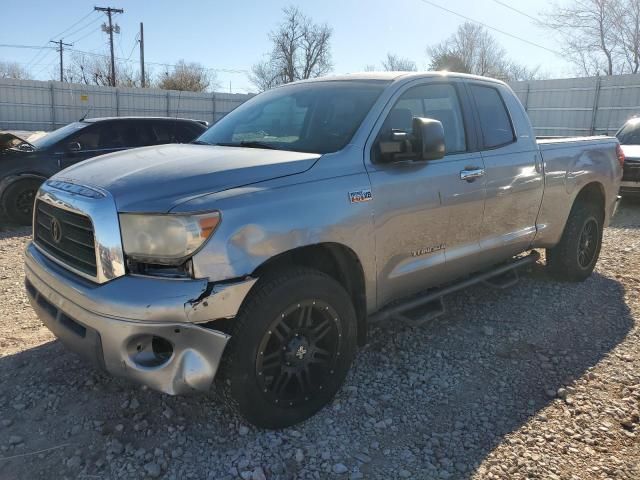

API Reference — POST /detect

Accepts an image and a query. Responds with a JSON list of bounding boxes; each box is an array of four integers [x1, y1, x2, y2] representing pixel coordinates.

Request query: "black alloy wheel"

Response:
[[255, 300, 343, 408]]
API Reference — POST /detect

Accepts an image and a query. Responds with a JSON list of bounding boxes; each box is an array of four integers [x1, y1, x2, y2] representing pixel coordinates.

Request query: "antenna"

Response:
[[79, 106, 92, 122]]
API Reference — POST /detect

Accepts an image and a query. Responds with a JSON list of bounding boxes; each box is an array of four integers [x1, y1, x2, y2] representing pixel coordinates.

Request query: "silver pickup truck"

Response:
[[24, 72, 623, 428]]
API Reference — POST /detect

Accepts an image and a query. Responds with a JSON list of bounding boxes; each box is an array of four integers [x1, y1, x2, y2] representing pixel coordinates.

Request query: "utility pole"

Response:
[[50, 39, 72, 82], [139, 22, 145, 88], [95, 6, 124, 87]]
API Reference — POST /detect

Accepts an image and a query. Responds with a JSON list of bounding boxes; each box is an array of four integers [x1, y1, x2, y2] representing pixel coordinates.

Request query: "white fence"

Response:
[[3, 75, 640, 136], [0, 78, 253, 131], [509, 73, 640, 136]]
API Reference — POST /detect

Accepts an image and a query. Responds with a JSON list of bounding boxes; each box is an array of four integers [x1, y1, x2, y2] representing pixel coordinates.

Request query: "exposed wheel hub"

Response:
[[286, 336, 309, 363], [16, 189, 35, 214]]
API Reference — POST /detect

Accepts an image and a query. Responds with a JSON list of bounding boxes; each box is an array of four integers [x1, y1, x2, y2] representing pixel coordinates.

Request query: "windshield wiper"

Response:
[[214, 141, 277, 150], [191, 140, 210, 145]]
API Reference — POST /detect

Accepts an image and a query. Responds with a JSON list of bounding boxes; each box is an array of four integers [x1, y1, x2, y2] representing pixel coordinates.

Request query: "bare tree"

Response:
[[157, 60, 216, 92], [427, 22, 541, 81], [60, 53, 130, 86], [613, 0, 640, 73], [381, 53, 417, 71], [543, 0, 621, 76], [0, 61, 31, 80], [250, 6, 332, 91], [363, 64, 377, 72]]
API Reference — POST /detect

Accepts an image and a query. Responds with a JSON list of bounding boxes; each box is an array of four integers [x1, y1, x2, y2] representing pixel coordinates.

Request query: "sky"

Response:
[[1, 0, 573, 93]]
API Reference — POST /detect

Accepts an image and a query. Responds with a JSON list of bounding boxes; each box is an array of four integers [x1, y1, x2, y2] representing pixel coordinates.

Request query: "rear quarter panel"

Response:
[[533, 137, 621, 248]]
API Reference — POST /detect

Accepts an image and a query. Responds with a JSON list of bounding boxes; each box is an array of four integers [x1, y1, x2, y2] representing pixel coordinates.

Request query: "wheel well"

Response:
[[0, 174, 46, 208], [254, 244, 368, 346], [574, 182, 605, 215]]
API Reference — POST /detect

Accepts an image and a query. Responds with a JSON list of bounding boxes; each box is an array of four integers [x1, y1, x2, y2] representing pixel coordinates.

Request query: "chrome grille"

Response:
[[34, 200, 97, 276]]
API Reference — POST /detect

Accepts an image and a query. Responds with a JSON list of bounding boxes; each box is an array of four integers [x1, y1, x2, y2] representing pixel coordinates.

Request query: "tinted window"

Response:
[[196, 81, 388, 154], [98, 122, 133, 149], [150, 122, 175, 144], [380, 83, 467, 154], [70, 124, 101, 150], [175, 122, 204, 143], [617, 119, 640, 145], [31, 122, 89, 150], [470, 85, 515, 148]]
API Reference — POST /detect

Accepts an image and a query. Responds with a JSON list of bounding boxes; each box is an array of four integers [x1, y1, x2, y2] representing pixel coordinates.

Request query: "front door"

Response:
[[366, 80, 486, 307], [58, 121, 134, 170]]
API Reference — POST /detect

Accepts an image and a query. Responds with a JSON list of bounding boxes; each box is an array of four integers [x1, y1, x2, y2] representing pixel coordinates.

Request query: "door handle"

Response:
[[460, 168, 485, 182]]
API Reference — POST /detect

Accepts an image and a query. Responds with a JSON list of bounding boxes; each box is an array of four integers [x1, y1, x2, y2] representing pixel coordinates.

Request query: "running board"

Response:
[[483, 268, 520, 289], [369, 251, 539, 327]]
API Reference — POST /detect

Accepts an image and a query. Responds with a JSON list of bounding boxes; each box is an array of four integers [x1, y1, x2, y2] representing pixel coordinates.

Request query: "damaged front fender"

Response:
[[185, 276, 258, 323]]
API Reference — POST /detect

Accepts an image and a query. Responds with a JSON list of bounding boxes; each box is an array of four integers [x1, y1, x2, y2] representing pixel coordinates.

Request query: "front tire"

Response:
[[217, 267, 357, 429], [3, 178, 43, 225], [546, 199, 604, 281]]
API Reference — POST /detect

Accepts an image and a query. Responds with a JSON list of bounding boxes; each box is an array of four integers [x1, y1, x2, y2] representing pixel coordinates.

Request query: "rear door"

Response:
[[366, 79, 486, 307], [467, 82, 543, 263]]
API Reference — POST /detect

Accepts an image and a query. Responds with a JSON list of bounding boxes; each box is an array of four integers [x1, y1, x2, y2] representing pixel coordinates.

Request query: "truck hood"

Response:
[[621, 144, 640, 161], [0, 132, 34, 152], [55, 144, 321, 212]]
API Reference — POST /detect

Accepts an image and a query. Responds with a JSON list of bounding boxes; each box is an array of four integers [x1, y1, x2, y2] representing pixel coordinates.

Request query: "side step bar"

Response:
[[369, 251, 540, 327]]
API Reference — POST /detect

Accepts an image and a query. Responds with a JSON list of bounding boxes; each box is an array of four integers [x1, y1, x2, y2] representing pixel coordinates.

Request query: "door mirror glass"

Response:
[[413, 117, 445, 161], [67, 141, 81, 152]]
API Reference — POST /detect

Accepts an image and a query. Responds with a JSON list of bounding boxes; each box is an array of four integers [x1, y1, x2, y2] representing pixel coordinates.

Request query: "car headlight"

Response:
[[119, 212, 221, 265]]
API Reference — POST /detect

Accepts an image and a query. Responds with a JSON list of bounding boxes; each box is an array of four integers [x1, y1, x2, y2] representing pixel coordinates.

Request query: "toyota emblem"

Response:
[[50, 217, 62, 243]]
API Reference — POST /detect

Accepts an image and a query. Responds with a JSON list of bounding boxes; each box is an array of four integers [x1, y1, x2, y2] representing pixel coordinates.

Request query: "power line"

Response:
[[64, 15, 104, 43], [416, 0, 563, 56], [23, 11, 98, 70], [0, 43, 249, 75], [66, 47, 249, 73], [125, 33, 140, 61], [52, 10, 99, 40], [0, 44, 54, 50], [489, 0, 541, 24], [68, 27, 100, 45]]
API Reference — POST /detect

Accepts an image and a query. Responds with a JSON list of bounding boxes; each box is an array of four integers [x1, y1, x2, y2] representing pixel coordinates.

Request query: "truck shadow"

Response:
[[0, 267, 634, 479]]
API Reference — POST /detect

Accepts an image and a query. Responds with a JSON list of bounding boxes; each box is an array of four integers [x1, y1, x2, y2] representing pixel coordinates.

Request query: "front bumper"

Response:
[[24, 243, 256, 395]]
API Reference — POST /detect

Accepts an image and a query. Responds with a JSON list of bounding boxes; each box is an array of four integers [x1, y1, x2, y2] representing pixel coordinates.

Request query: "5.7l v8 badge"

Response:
[[349, 189, 372, 203]]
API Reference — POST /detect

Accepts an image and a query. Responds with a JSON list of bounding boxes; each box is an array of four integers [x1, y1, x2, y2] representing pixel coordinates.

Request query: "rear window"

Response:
[[470, 85, 515, 149], [617, 119, 640, 145]]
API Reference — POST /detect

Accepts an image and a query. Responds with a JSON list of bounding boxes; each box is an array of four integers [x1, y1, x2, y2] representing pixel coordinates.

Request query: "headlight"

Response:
[[119, 212, 221, 264]]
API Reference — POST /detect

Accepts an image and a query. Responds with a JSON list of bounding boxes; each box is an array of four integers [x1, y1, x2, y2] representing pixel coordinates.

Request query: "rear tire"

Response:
[[546, 199, 603, 282], [217, 267, 357, 429], [3, 178, 43, 225]]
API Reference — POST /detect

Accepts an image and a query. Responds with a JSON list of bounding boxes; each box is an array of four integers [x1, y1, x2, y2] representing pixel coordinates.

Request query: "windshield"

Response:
[[616, 118, 640, 145], [31, 121, 90, 150], [196, 80, 389, 154]]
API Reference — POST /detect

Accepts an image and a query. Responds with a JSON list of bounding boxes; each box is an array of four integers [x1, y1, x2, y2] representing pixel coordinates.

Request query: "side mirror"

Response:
[[413, 117, 445, 161], [67, 141, 82, 152]]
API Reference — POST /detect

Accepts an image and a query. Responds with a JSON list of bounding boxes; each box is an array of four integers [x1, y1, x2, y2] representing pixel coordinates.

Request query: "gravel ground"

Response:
[[1, 200, 639, 480]]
